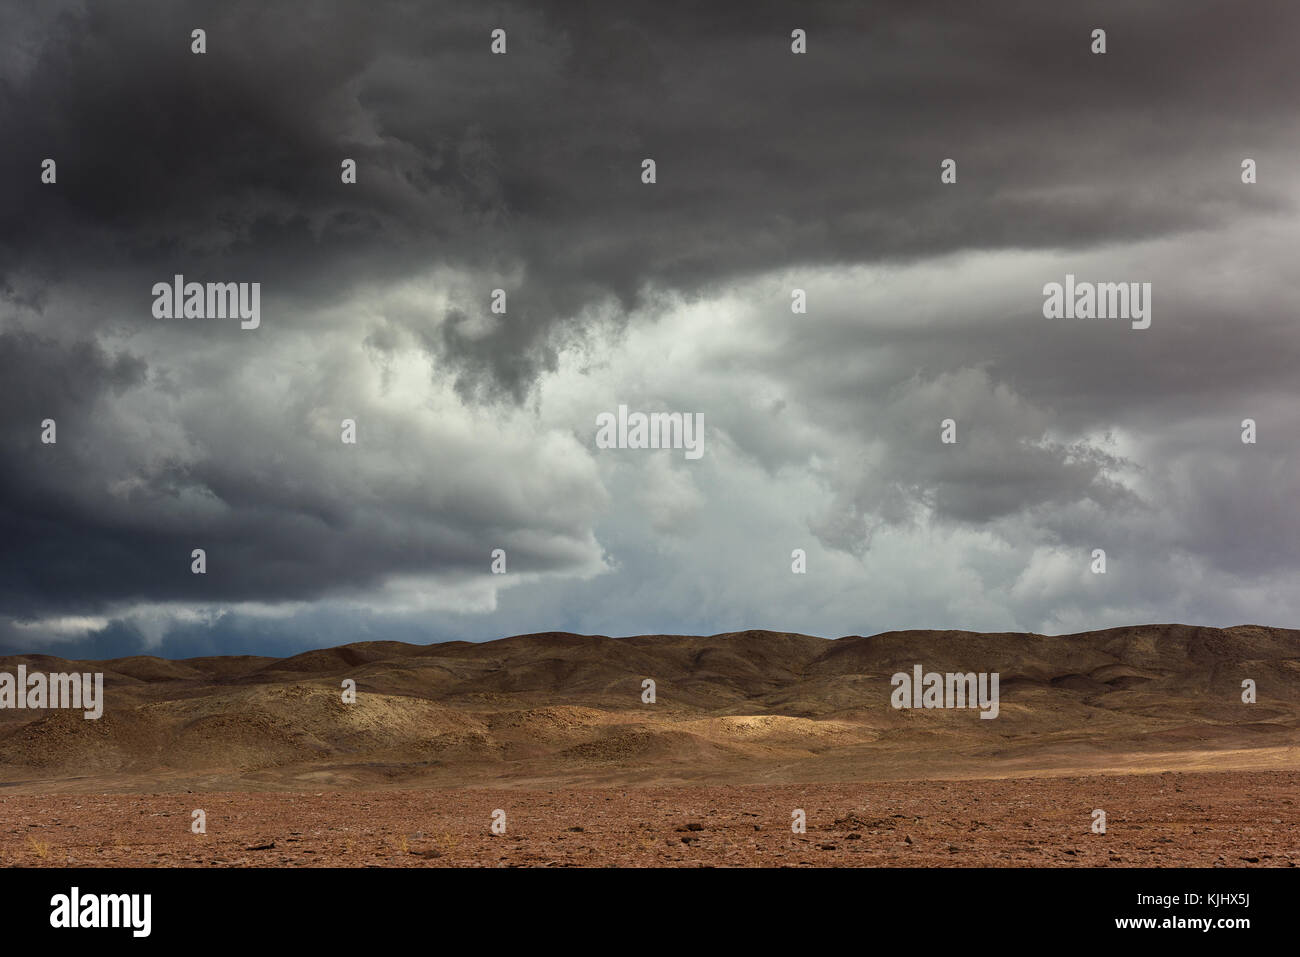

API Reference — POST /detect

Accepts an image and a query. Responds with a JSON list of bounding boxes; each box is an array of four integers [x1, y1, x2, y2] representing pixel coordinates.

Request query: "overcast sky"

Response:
[[2, 0, 1298, 658]]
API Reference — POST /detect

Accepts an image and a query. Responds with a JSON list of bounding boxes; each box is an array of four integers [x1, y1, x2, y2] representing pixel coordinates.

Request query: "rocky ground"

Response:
[[4, 770, 1296, 867]]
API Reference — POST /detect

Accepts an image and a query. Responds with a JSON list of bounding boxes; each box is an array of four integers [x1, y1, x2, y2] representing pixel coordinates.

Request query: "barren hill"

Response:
[[1, 624, 1296, 793]]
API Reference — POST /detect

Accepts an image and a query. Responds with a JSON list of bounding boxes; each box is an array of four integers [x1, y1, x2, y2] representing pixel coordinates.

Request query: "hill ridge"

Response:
[[0, 623, 1296, 792]]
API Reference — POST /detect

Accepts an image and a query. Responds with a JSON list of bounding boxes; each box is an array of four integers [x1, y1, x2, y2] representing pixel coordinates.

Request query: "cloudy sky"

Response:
[[2, 0, 1298, 658]]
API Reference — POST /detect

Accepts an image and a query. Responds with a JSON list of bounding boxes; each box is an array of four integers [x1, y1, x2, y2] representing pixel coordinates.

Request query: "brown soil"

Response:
[[3, 771, 1296, 867]]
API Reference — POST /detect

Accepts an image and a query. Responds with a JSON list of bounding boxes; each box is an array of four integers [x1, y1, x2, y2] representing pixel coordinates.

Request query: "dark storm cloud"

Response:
[[1, 0, 1297, 642], [4, 0, 1297, 381], [703, 240, 1300, 574], [0, 315, 605, 617]]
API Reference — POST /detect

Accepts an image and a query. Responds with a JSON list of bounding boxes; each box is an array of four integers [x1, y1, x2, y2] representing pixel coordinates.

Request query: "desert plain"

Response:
[[1, 623, 1297, 866]]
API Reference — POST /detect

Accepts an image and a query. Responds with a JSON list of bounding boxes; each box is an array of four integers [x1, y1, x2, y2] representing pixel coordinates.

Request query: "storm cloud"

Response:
[[1, 0, 1297, 654]]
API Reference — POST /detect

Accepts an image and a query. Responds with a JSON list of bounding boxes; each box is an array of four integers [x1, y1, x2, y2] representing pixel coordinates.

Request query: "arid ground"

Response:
[[1, 772, 1297, 867], [1, 624, 1297, 866]]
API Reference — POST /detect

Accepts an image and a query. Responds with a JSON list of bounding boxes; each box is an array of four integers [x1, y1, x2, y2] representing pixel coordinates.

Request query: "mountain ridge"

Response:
[[0, 623, 1296, 793]]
